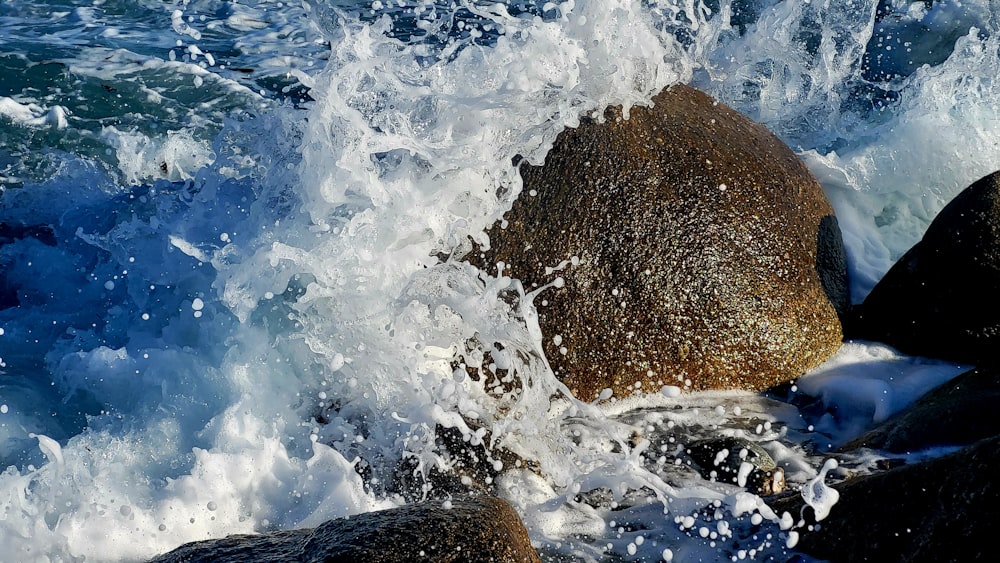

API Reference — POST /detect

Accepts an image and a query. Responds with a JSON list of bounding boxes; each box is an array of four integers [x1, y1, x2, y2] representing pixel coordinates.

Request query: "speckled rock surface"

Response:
[[476, 84, 846, 399], [849, 171, 1000, 365], [147, 497, 541, 563]]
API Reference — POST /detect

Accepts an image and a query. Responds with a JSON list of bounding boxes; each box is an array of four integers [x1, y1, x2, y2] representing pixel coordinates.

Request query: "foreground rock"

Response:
[[849, 171, 1000, 365], [773, 435, 1000, 562], [148, 497, 541, 563], [845, 367, 1000, 453], [476, 84, 847, 399]]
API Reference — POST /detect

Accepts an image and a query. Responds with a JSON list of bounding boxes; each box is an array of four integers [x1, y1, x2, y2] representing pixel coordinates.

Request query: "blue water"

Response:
[[1, 1, 997, 561]]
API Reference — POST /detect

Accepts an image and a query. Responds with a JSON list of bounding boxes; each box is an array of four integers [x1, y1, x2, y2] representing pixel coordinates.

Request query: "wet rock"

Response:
[[772, 435, 1000, 562], [844, 367, 1000, 453], [686, 437, 785, 495], [475, 84, 846, 399], [148, 496, 541, 563], [573, 486, 658, 512], [393, 423, 536, 501], [849, 171, 1000, 365]]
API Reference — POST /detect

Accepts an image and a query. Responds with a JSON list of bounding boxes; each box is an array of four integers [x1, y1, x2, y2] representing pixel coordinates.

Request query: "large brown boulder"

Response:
[[148, 497, 541, 563], [849, 171, 1000, 365], [772, 435, 1000, 562], [477, 84, 846, 399]]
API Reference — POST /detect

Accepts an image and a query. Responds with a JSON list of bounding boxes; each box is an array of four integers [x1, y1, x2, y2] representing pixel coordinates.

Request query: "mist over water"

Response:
[[1, 1, 997, 561]]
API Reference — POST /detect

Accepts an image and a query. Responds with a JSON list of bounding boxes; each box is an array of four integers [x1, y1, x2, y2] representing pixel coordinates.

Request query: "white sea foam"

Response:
[[0, 1, 996, 561], [794, 341, 969, 446], [807, 24, 1000, 297], [800, 458, 840, 522], [693, 0, 1000, 299], [0, 96, 68, 128]]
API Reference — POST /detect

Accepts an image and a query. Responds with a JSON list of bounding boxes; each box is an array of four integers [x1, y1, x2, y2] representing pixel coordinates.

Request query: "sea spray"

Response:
[[1, 1, 998, 561], [691, 0, 1000, 299], [800, 458, 840, 522], [229, 0, 703, 492]]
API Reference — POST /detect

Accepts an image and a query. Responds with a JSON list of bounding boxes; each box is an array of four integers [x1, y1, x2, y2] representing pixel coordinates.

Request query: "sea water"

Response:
[[0, 1, 994, 561]]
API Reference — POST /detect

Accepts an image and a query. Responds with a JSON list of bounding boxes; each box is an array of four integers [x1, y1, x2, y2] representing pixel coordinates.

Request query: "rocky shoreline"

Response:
[[149, 497, 540, 563], [147, 85, 1000, 562]]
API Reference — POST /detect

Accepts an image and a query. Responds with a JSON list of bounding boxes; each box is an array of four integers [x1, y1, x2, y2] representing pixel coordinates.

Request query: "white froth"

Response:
[[29, 434, 63, 465], [1, 1, 995, 561], [796, 341, 968, 445], [104, 127, 216, 184], [0, 96, 68, 129], [800, 458, 840, 522], [690, 0, 1000, 300]]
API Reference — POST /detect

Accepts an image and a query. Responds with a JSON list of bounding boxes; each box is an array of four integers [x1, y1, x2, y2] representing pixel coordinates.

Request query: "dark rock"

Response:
[[0, 222, 57, 247], [475, 84, 846, 399], [772, 435, 1000, 562], [148, 496, 541, 563], [393, 423, 535, 501], [1, 222, 57, 309], [816, 215, 851, 319], [848, 171, 1000, 365], [844, 367, 1000, 453], [686, 437, 785, 495]]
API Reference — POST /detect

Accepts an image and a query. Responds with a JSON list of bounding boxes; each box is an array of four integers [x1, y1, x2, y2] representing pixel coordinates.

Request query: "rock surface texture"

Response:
[[148, 497, 541, 563], [477, 84, 847, 399], [772, 435, 1000, 562], [686, 437, 785, 496], [849, 171, 1000, 365]]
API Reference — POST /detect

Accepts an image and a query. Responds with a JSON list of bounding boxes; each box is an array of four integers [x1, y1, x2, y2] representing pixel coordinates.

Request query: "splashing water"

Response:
[[2, 1, 998, 561]]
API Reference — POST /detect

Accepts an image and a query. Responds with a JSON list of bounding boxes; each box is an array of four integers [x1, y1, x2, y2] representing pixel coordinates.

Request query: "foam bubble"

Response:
[[800, 459, 840, 522]]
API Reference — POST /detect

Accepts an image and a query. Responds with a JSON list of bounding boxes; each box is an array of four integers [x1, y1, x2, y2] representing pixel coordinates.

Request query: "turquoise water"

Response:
[[1, 1, 997, 561]]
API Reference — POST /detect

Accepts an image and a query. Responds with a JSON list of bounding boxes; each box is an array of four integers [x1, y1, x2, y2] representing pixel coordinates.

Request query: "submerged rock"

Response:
[[845, 367, 1000, 453], [773, 435, 1000, 562], [476, 84, 846, 399], [148, 496, 541, 563], [393, 423, 536, 501], [686, 437, 785, 495], [849, 171, 1000, 365]]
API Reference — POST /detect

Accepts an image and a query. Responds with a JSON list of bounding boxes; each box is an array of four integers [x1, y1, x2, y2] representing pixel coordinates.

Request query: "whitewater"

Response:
[[1, 0, 997, 561]]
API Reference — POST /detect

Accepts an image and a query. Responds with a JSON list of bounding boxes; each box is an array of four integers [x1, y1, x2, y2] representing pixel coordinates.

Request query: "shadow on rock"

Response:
[[772, 435, 1000, 562]]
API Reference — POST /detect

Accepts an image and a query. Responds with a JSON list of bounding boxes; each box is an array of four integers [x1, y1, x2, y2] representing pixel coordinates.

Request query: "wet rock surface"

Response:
[[844, 367, 1000, 453], [776, 170, 1000, 561], [772, 435, 1000, 563], [686, 437, 785, 496], [849, 170, 1000, 365], [393, 423, 536, 501], [147, 496, 541, 563], [475, 84, 846, 399], [614, 394, 809, 498]]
